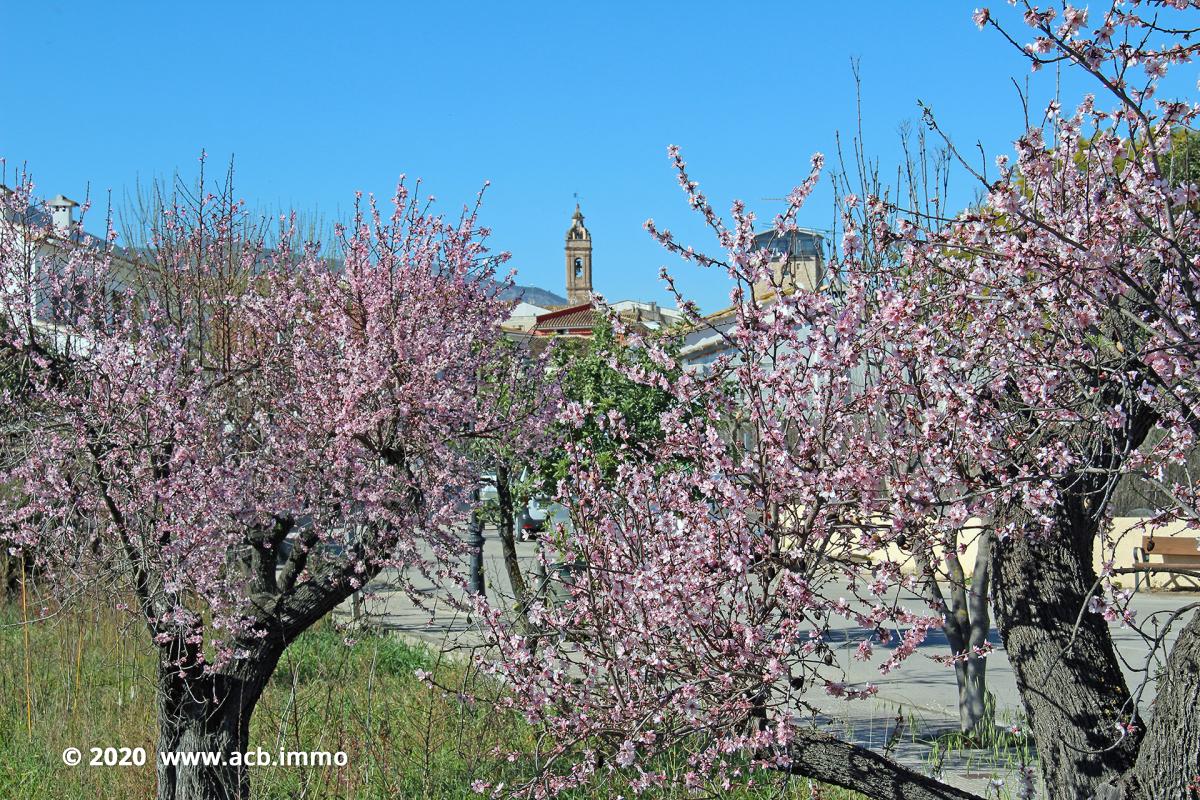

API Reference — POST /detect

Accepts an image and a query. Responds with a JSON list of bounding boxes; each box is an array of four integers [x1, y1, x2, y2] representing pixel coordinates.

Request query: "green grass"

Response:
[[0, 599, 864, 799]]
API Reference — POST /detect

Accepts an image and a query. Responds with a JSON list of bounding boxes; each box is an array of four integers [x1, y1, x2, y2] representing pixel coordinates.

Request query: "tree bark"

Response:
[[1110, 607, 1200, 799], [954, 653, 994, 739], [151, 554, 374, 799], [494, 461, 533, 627], [959, 530, 996, 738], [918, 529, 996, 737], [990, 503, 1143, 800], [785, 729, 982, 800], [155, 654, 279, 800]]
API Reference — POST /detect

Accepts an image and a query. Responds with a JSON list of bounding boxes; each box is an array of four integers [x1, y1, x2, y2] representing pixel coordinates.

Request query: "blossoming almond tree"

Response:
[[0, 168, 512, 800], [479, 150, 988, 800], [918, 4, 1200, 796], [481, 4, 1200, 799]]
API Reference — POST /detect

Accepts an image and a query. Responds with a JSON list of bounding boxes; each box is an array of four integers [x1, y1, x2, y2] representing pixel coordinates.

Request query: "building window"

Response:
[[573, 257, 583, 278]]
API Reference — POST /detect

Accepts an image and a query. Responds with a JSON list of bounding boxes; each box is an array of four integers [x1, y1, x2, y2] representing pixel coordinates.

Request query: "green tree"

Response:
[[537, 317, 685, 490]]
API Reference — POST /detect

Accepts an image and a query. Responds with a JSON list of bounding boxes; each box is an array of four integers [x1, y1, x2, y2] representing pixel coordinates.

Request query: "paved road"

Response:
[[334, 527, 1199, 795]]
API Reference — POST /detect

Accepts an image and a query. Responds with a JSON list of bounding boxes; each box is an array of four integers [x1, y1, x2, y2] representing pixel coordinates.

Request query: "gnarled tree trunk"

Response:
[[990, 502, 1143, 800], [155, 652, 280, 800], [1111, 607, 1200, 799], [784, 729, 983, 800]]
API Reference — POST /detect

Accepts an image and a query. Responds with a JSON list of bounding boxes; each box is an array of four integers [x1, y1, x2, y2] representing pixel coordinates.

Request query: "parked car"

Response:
[[518, 495, 552, 539], [516, 505, 539, 541], [518, 496, 578, 540], [530, 504, 582, 607]]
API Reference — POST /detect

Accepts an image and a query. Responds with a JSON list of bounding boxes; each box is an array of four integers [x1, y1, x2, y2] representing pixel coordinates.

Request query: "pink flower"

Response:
[[615, 739, 636, 768]]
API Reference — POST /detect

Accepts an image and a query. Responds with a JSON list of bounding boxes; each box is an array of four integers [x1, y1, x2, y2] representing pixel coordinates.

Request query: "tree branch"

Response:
[[784, 728, 983, 800]]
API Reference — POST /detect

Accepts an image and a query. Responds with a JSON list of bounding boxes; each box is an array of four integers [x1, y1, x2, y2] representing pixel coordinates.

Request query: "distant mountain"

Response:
[[499, 283, 567, 308]]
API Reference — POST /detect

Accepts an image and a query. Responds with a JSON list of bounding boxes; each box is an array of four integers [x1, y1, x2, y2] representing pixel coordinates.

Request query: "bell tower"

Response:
[[565, 204, 592, 305]]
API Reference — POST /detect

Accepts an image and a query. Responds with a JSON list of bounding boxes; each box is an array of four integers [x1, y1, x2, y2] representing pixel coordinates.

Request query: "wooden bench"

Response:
[[1130, 535, 1200, 591]]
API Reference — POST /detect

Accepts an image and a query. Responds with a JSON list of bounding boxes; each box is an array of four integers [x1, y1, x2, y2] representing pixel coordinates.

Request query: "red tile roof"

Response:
[[530, 303, 599, 333]]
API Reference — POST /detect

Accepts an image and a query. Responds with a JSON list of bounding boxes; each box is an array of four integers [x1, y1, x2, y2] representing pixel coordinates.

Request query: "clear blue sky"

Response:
[[2, 2, 1189, 311]]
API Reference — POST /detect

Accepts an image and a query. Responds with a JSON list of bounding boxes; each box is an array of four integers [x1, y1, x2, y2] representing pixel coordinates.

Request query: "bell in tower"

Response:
[[565, 203, 592, 305]]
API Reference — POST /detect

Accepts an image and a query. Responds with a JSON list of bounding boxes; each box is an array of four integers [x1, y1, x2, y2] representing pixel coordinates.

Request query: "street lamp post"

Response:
[[468, 486, 485, 596]]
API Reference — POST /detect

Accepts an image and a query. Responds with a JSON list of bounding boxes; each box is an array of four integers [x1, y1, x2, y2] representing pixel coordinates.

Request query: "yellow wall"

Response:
[[865, 517, 1200, 591]]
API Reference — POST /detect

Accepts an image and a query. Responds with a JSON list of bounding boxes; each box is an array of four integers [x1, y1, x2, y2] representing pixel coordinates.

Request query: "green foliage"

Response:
[[1159, 127, 1200, 186], [537, 318, 684, 489]]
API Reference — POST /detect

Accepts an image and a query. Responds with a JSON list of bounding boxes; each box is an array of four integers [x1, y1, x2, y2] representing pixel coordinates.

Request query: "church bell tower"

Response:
[[565, 204, 592, 305]]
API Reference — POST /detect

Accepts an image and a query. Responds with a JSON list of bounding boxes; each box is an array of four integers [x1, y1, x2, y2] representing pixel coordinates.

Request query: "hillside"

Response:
[[498, 283, 567, 307]]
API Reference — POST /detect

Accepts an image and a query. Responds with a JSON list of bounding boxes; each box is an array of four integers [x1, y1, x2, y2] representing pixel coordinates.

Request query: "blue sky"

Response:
[[2, 2, 1191, 311]]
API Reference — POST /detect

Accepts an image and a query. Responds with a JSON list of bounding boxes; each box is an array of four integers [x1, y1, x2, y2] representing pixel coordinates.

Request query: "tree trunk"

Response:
[[990, 504, 1142, 800], [1112, 607, 1200, 799], [954, 653, 994, 738], [494, 461, 530, 610], [155, 656, 277, 800], [918, 529, 996, 738], [960, 529, 995, 739]]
